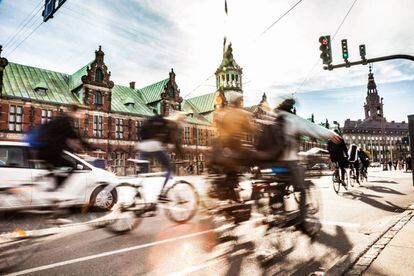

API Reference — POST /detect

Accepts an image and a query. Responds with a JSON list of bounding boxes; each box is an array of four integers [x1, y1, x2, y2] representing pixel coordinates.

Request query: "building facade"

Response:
[[342, 68, 409, 162], [0, 43, 329, 175]]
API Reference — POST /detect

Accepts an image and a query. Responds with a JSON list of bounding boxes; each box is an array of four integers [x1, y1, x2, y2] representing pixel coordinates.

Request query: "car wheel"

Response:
[[90, 185, 117, 212]]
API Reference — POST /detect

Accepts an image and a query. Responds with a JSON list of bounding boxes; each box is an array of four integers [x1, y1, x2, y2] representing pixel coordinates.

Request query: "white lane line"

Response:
[[5, 229, 213, 276]]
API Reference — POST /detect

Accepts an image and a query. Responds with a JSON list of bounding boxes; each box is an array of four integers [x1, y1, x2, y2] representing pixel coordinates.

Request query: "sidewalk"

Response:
[[363, 214, 414, 276]]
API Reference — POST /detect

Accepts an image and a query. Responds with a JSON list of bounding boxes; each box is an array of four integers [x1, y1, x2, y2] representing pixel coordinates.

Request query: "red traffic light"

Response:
[[322, 38, 328, 45]]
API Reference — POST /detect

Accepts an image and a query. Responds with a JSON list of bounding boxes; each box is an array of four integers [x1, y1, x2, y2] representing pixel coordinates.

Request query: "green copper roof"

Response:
[[244, 105, 259, 113], [184, 92, 217, 114], [111, 84, 154, 116], [2, 62, 79, 105], [69, 62, 91, 91], [137, 78, 168, 104]]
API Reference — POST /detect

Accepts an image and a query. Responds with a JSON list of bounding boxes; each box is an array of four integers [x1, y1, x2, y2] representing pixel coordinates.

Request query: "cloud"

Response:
[[0, 0, 413, 120]]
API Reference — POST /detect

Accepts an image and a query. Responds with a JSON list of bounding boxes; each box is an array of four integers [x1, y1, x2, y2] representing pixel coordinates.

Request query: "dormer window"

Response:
[[124, 96, 135, 109], [34, 81, 48, 95], [94, 91, 103, 105], [95, 68, 104, 83]]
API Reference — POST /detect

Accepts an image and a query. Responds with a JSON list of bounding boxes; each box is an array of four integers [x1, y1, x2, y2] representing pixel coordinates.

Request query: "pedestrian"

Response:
[[388, 160, 392, 171], [406, 156, 412, 172], [393, 160, 398, 170]]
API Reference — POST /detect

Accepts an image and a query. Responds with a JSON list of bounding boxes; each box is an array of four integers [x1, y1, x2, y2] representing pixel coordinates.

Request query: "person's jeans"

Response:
[[141, 151, 173, 194]]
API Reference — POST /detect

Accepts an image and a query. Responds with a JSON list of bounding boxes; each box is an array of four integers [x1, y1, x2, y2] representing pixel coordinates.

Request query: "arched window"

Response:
[[95, 69, 104, 83], [94, 91, 103, 105]]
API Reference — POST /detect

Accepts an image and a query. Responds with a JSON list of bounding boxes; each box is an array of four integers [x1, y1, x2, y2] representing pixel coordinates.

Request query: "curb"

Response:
[[326, 203, 414, 276]]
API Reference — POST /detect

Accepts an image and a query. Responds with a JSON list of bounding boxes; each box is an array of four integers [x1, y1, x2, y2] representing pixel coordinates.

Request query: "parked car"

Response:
[[370, 162, 381, 168], [0, 141, 119, 212], [311, 163, 329, 170]]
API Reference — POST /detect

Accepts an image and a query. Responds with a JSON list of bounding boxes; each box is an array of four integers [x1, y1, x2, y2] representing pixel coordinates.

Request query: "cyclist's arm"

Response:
[[289, 114, 339, 141]]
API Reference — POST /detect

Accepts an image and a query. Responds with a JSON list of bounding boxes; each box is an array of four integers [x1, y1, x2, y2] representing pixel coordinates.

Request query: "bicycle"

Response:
[[332, 163, 348, 194], [0, 175, 199, 272]]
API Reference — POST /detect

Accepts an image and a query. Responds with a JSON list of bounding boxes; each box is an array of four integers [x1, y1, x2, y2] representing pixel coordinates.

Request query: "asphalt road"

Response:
[[2, 168, 414, 276]]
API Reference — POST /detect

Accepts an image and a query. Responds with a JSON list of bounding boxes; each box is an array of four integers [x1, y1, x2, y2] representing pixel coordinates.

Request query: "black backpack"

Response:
[[255, 115, 285, 162]]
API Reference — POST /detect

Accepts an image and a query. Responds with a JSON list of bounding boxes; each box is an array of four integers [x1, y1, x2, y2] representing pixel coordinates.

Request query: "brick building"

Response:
[[0, 43, 327, 175]]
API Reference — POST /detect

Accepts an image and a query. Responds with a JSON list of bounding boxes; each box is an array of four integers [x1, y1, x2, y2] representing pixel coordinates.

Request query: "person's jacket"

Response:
[[141, 116, 183, 155], [37, 115, 90, 153], [328, 139, 348, 162], [348, 145, 359, 162]]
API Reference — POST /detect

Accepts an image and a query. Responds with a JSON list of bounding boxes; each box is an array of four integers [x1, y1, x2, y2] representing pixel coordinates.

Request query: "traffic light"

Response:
[[319, 36, 332, 65], [359, 44, 366, 60], [341, 39, 349, 62], [402, 136, 409, 145]]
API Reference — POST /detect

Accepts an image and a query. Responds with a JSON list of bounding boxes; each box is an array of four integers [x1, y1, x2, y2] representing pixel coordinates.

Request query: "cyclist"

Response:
[[348, 144, 360, 184], [137, 111, 186, 201], [262, 98, 341, 220], [30, 105, 92, 190], [358, 148, 370, 180], [212, 93, 256, 200], [327, 129, 348, 186]]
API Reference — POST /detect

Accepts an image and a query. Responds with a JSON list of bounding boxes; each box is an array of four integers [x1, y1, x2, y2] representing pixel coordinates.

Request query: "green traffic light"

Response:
[[343, 53, 348, 59]]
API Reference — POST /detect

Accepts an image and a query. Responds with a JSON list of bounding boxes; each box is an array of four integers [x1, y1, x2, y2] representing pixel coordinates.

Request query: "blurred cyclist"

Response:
[[265, 98, 341, 218], [137, 111, 186, 201], [327, 129, 348, 185], [212, 93, 256, 200], [31, 104, 92, 190]]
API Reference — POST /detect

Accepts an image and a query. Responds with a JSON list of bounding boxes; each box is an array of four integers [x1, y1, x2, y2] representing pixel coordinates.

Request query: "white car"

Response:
[[0, 141, 119, 212]]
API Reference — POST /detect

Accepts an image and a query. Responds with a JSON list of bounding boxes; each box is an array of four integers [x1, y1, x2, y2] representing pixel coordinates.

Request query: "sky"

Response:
[[0, 0, 413, 124]]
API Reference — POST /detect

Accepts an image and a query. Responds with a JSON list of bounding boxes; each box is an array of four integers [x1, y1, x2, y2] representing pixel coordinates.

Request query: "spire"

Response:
[[367, 63, 377, 93]]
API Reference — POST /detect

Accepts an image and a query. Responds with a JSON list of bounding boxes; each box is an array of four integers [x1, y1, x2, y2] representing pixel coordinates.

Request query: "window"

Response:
[[115, 118, 124, 139], [113, 152, 125, 166], [135, 121, 142, 141], [9, 105, 23, 132], [93, 115, 103, 138], [94, 91, 103, 105], [0, 147, 28, 168], [41, 109, 52, 124], [184, 127, 190, 144], [95, 69, 104, 83]]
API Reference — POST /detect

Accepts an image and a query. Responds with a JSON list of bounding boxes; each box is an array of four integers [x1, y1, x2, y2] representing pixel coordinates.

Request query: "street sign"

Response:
[[43, 0, 67, 22]]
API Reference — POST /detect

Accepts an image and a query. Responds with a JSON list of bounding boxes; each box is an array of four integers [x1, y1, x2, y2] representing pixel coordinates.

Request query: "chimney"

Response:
[[129, 81, 136, 89]]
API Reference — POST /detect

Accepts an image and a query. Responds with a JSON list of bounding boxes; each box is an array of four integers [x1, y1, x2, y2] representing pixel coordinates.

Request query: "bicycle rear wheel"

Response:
[[349, 169, 355, 187], [164, 180, 199, 223], [104, 186, 146, 234]]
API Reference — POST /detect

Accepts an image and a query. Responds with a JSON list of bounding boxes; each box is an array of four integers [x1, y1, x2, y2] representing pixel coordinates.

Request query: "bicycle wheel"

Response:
[[164, 180, 199, 223], [104, 186, 146, 234], [332, 171, 341, 194], [343, 171, 349, 190]]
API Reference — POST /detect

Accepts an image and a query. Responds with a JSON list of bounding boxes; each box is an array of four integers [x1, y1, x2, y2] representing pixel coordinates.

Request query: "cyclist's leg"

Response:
[[154, 150, 173, 195], [286, 161, 306, 221], [355, 161, 360, 182]]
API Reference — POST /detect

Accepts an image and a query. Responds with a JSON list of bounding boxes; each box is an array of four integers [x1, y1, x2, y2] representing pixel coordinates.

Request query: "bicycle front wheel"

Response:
[[164, 180, 199, 223]]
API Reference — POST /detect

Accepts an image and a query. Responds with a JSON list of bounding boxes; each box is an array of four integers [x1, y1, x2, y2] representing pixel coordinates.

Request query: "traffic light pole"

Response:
[[323, 54, 414, 70]]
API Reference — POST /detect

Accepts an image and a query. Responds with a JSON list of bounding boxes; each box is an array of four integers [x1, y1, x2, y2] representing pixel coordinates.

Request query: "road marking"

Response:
[[4, 229, 214, 276]]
